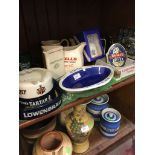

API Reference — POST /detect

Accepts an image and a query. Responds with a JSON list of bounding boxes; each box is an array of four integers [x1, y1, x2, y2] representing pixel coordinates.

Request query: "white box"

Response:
[[95, 58, 135, 80]]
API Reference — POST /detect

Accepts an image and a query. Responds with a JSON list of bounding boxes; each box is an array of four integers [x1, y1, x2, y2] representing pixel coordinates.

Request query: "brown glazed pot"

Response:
[[33, 131, 72, 155]]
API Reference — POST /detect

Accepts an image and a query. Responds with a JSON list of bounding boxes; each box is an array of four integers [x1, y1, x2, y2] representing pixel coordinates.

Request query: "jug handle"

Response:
[[101, 38, 106, 53], [60, 39, 70, 46]]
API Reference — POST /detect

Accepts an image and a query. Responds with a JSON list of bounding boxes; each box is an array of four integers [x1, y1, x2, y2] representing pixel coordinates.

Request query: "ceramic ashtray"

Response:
[[106, 43, 127, 67], [59, 65, 114, 93], [19, 80, 62, 120]]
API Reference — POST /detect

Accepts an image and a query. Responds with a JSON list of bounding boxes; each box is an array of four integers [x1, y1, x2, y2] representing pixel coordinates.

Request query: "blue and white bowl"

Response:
[[59, 65, 114, 93], [86, 94, 109, 121], [100, 108, 121, 138]]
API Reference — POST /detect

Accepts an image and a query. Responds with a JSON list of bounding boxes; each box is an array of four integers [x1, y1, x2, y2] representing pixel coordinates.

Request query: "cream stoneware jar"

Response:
[[19, 68, 53, 99]]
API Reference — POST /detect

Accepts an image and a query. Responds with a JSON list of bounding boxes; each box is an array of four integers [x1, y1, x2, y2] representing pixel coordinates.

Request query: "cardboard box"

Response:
[[95, 58, 135, 80]]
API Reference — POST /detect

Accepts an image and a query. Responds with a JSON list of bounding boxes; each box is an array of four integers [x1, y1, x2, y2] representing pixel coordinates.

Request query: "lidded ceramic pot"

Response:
[[33, 131, 72, 155], [19, 68, 53, 99], [65, 104, 94, 153], [87, 94, 109, 121], [100, 108, 121, 138]]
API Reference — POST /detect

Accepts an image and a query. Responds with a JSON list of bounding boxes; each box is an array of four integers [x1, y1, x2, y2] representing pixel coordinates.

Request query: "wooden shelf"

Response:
[[73, 116, 135, 155], [19, 76, 135, 129], [19, 115, 134, 155]]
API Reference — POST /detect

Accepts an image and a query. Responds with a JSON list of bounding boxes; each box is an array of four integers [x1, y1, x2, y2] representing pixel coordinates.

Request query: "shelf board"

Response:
[[19, 115, 134, 155], [73, 116, 135, 155], [19, 76, 135, 129]]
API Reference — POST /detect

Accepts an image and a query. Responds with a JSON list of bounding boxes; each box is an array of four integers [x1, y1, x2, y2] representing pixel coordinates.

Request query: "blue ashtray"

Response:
[[100, 108, 121, 137], [59, 65, 114, 93]]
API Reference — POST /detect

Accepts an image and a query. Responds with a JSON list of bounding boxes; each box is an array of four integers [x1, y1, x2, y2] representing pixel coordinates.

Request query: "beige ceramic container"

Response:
[[42, 46, 65, 80], [65, 104, 94, 153], [63, 42, 86, 73], [19, 68, 53, 99], [33, 131, 72, 155]]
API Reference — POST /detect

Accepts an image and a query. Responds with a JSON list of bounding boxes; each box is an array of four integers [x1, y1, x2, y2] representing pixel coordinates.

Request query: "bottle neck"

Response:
[[73, 104, 86, 116]]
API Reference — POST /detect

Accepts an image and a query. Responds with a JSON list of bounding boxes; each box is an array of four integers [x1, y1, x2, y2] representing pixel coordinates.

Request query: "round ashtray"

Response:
[[106, 43, 127, 67], [19, 80, 62, 120]]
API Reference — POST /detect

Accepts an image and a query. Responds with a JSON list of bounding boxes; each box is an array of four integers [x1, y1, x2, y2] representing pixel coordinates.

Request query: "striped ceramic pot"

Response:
[[100, 108, 121, 138]]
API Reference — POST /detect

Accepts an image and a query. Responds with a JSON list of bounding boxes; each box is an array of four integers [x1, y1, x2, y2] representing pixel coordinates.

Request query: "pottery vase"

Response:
[[65, 104, 94, 153], [33, 131, 72, 155]]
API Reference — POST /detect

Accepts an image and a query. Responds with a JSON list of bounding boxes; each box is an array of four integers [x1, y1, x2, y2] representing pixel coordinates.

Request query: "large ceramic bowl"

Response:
[[59, 65, 114, 93]]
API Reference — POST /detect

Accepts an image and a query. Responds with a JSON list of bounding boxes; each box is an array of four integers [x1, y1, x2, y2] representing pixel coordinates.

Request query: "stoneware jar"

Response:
[[100, 108, 121, 138], [86, 94, 109, 121], [63, 42, 86, 73], [33, 131, 72, 155], [65, 104, 94, 153], [22, 117, 56, 144]]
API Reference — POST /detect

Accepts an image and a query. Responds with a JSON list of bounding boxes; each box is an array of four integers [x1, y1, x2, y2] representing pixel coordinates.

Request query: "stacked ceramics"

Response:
[[19, 68, 62, 120], [86, 94, 109, 121]]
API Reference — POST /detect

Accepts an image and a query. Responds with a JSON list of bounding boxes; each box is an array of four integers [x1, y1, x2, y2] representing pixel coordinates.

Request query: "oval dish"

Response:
[[59, 65, 114, 93]]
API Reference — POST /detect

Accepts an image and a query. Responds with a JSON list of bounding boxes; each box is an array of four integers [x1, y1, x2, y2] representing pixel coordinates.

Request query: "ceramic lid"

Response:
[[91, 94, 109, 105], [106, 43, 127, 67], [19, 68, 53, 99], [101, 108, 121, 123]]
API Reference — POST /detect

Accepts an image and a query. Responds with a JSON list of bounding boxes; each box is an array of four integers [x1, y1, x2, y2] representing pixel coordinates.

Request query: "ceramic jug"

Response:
[[33, 131, 73, 155], [41, 39, 69, 46], [65, 104, 94, 153], [42, 46, 66, 80], [63, 42, 86, 73]]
